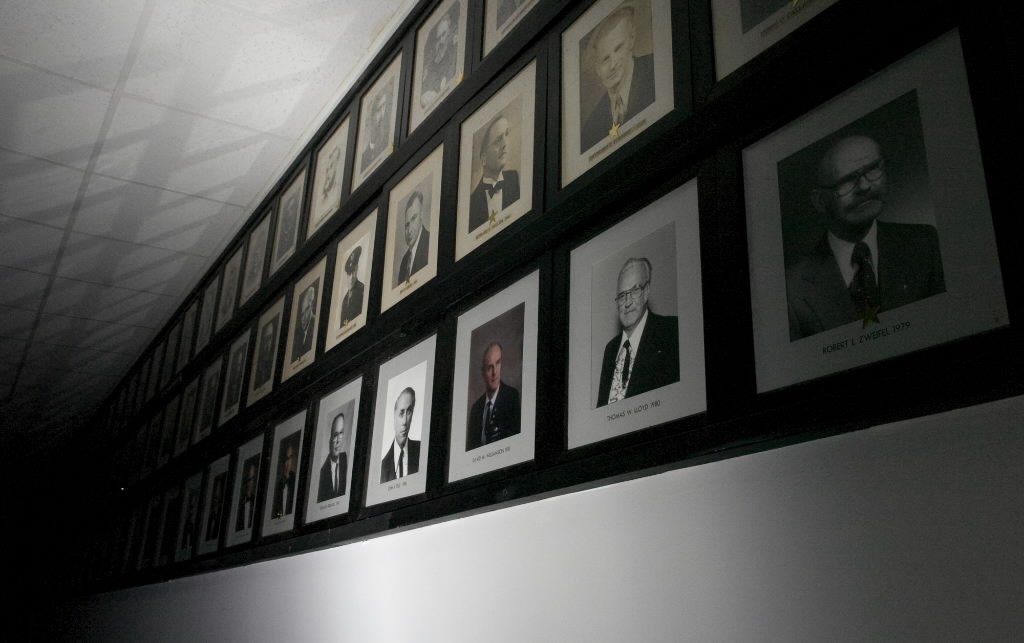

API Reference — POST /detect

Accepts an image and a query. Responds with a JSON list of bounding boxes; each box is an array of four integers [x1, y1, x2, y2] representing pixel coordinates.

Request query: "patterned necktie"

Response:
[[849, 242, 879, 311], [613, 95, 625, 125], [621, 340, 632, 387]]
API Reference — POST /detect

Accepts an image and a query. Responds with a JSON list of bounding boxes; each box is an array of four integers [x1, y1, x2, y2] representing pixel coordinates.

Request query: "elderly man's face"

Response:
[[482, 117, 510, 176], [330, 417, 345, 458], [615, 262, 649, 333], [593, 16, 635, 95], [393, 391, 415, 448], [301, 288, 315, 324], [371, 92, 388, 131], [404, 198, 423, 247], [323, 147, 341, 192], [433, 17, 452, 63], [481, 344, 502, 395], [815, 136, 887, 239]]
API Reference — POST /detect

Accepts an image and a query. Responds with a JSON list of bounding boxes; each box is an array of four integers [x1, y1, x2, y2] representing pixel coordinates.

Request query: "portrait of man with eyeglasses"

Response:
[[782, 96, 946, 341], [596, 256, 679, 407]]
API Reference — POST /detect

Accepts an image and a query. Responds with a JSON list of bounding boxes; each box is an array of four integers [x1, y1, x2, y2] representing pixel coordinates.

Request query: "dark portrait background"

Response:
[[589, 223, 678, 407], [576, 0, 655, 127], [740, 0, 790, 34], [464, 302, 525, 420], [777, 90, 935, 270], [390, 174, 434, 288]]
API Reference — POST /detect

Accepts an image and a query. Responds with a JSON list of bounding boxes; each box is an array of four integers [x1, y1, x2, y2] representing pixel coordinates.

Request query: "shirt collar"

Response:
[[827, 221, 879, 287]]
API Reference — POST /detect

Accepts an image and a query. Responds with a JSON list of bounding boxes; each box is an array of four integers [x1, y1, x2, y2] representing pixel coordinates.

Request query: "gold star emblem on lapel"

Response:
[[608, 122, 620, 137], [861, 303, 881, 328]]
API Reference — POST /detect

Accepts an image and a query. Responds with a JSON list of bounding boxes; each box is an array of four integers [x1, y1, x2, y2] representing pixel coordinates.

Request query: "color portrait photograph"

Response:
[[305, 377, 362, 525]]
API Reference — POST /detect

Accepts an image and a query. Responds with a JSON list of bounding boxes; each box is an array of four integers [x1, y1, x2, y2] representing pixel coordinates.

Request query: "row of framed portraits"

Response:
[[117, 25, 1006, 489], [105, 0, 861, 430]]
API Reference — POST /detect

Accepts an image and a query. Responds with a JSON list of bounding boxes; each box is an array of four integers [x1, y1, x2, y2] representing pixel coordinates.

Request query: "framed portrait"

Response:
[[483, 0, 540, 56], [137, 494, 163, 570], [162, 320, 181, 385], [225, 434, 265, 548], [177, 299, 197, 372], [710, 0, 840, 80], [568, 178, 706, 448], [219, 329, 251, 424], [262, 411, 306, 537], [174, 471, 204, 563], [270, 171, 306, 276], [308, 118, 351, 237], [174, 377, 198, 457], [156, 394, 179, 469], [380, 143, 443, 312], [281, 258, 327, 382], [240, 211, 272, 306], [743, 30, 1007, 391], [142, 413, 162, 478], [352, 55, 403, 192], [455, 59, 536, 261], [197, 454, 230, 556], [155, 484, 182, 567], [248, 296, 286, 404], [192, 357, 223, 445], [146, 341, 164, 400], [561, 0, 675, 187], [195, 277, 219, 356], [305, 376, 362, 525], [215, 246, 243, 333], [365, 334, 437, 507], [325, 209, 377, 351], [409, 0, 469, 133], [449, 271, 538, 482]]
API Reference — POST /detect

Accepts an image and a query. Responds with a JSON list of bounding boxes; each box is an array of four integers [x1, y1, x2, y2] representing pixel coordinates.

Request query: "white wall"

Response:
[[55, 395, 1024, 642]]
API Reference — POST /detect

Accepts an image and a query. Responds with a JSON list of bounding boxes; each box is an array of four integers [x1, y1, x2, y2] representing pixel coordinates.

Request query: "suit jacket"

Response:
[[469, 170, 521, 232], [380, 439, 421, 483], [581, 54, 656, 152], [271, 473, 296, 518], [786, 222, 946, 340], [466, 382, 522, 451], [597, 311, 680, 407], [398, 229, 430, 283], [317, 453, 348, 502], [340, 280, 365, 325]]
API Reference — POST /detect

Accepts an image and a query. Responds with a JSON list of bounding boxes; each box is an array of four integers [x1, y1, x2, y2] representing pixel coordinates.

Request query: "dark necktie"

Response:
[[398, 448, 404, 478], [849, 242, 879, 311], [403, 251, 412, 280], [485, 180, 504, 199], [621, 340, 632, 386], [483, 400, 493, 444]]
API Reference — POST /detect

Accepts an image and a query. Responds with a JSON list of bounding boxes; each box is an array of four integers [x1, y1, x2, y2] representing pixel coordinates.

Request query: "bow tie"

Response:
[[485, 180, 504, 198]]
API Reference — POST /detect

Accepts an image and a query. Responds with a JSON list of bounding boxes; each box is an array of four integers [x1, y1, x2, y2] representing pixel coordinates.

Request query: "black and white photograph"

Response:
[[309, 118, 351, 237], [381, 144, 443, 312], [710, 0, 840, 79], [192, 357, 222, 445], [162, 321, 181, 385], [142, 413, 162, 478], [248, 296, 286, 404], [449, 271, 538, 482], [215, 246, 243, 333], [409, 0, 468, 133], [483, 0, 540, 55], [225, 435, 264, 548], [352, 55, 402, 192], [270, 171, 306, 276], [282, 258, 326, 382], [177, 299, 197, 372], [174, 377, 198, 457], [561, 0, 675, 186], [197, 454, 230, 556], [136, 494, 163, 570], [326, 210, 377, 351], [365, 335, 436, 507], [155, 485, 182, 567], [305, 377, 362, 525], [146, 341, 163, 401], [262, 411, 306, 537], [240, 211, 271, 306], [174, 471, 203, 563], [157, 397, 179, 469], [568, 179, 706, 448], [195, 277, 219, 356], [219, 329, 251, 424], [743, 31, 1007, 391], [456, 60, 536, 260]]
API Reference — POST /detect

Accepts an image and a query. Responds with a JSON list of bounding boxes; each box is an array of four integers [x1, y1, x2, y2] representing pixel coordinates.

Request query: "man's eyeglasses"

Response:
[[615, 281, 649, 305], [820, 158, 885, 196]]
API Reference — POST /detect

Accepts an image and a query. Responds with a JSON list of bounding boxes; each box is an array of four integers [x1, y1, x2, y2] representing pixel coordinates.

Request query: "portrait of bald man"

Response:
[[466, 342, 521, 451], [317, 412, 349, 501], [785, 133, 945, 340]]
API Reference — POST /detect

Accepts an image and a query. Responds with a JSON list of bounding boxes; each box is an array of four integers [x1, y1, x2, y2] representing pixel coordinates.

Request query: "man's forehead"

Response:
[[618, 263, 645, 285], [825, 137, 881, 175]]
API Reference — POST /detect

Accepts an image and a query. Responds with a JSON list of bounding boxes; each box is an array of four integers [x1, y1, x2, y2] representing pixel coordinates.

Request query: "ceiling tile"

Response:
[[44, 277, 175, 329], [0, 148, 85, 227], [58, 232, 206, 297], [34, 314, 149, 355], [0, 0, 146, 90], [74, 173, 245, 255], [94, 95, 291, 206], [0, 305, 37, 340], [0, 217, 64, 273], [27, 341, 133, 376], [0, 266, 50, 309], [0, 57, 111, 168]]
